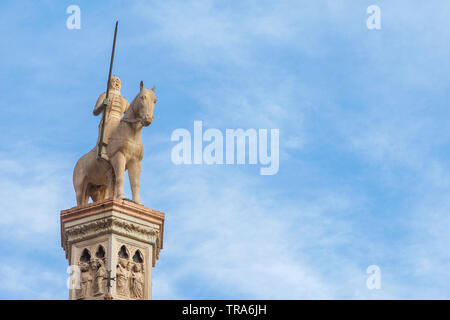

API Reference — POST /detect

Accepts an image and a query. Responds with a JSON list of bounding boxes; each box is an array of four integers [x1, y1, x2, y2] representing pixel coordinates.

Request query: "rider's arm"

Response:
[[93, 92, 107, 116]]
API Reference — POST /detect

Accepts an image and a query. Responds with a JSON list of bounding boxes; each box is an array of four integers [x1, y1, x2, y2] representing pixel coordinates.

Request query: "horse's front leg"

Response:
[[127, 160, 142, 204], [110, 152, 126, 200]]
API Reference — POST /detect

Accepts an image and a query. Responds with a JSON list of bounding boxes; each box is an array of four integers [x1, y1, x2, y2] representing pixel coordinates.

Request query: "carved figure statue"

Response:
[[73, 81, 157, 205], [78, 261, 93, 299], [93, 259, 106, 296], [116, 258, 131, 296], [131, 263, 144, 299]]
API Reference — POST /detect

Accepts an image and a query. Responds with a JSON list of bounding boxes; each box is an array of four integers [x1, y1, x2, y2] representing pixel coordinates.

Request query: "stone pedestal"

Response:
[[60, 199, 165, 300]]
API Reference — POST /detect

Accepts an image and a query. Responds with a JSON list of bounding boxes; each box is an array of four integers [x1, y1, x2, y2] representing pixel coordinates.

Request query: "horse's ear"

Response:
[[151, 85, 155, 92], [140, 81, 144, 91]]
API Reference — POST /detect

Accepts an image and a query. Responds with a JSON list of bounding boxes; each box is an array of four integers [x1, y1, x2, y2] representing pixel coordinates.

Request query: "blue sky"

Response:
[[0, 0, 450, 299]]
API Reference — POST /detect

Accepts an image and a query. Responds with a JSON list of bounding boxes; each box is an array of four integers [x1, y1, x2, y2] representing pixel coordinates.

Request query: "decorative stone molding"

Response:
[[63, 217, 158, 246], [61, 199, 164, 266]]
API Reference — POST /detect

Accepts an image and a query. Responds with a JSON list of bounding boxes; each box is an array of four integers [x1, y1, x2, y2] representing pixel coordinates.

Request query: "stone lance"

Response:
[[97, 20, 118, 159]]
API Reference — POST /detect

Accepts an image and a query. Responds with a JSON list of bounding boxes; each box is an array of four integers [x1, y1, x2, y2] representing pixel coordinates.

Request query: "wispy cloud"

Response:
[[0, 144, 73, 299], [1, 0, 450, 299]]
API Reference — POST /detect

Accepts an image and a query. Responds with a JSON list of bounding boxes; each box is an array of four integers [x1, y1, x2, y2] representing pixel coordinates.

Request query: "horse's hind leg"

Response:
[[90, 185, 106, 203], [75, 180, 89, 205], [82, 183, 90, 205], [127, 160, 141, 204], [76, 187, 84, 206]]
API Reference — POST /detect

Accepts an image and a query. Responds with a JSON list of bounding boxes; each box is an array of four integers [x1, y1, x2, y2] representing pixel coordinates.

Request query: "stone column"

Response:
[[60, 199, 165, 300]]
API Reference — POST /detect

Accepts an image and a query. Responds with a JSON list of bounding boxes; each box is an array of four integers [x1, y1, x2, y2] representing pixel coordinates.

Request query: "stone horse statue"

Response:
[[73, 81, 156, 205]]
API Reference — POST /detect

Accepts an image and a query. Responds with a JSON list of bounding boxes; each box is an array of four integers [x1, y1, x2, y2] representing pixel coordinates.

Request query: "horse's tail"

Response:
[[73, 152, 91, 205], [73, 158, 83, 189]]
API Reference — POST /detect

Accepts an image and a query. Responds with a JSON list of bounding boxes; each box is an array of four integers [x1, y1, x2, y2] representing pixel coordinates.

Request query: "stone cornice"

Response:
[[60, 199, 165, 264], [61, 199, 164, 225], [61, 199, 164, 245]]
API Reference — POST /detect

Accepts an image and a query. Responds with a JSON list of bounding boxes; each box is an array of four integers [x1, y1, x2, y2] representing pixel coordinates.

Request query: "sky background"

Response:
[[0, 0, 449, 299]]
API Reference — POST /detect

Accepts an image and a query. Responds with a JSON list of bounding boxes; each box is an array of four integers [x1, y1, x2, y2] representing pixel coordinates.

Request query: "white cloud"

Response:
[[0, 262, 67, 300], [0, 146, 73, 242], [0, 146, 81, 299], [133, 0, 450, 299], [147, 165, 388, 299], [2, 0, 450, 300]]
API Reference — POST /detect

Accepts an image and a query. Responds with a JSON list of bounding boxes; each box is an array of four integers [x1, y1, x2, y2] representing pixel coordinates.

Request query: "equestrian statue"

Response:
[[72, 22, 157, 205]]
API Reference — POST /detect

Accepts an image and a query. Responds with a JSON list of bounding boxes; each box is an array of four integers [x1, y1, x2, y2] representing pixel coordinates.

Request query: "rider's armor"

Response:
[[93, 76, 130, 160]]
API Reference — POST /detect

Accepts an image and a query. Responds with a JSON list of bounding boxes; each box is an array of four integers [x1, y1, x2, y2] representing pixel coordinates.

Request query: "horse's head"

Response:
[[127, 81, 157, 127], [138, 80, 157, 126]]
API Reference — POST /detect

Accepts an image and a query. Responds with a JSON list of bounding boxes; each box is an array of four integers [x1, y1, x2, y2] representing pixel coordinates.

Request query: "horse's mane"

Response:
[[123, 92, 140, 120]]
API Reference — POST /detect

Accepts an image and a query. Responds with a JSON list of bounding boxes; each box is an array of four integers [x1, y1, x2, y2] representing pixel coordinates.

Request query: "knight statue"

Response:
[[93, 76, 130, 161]]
